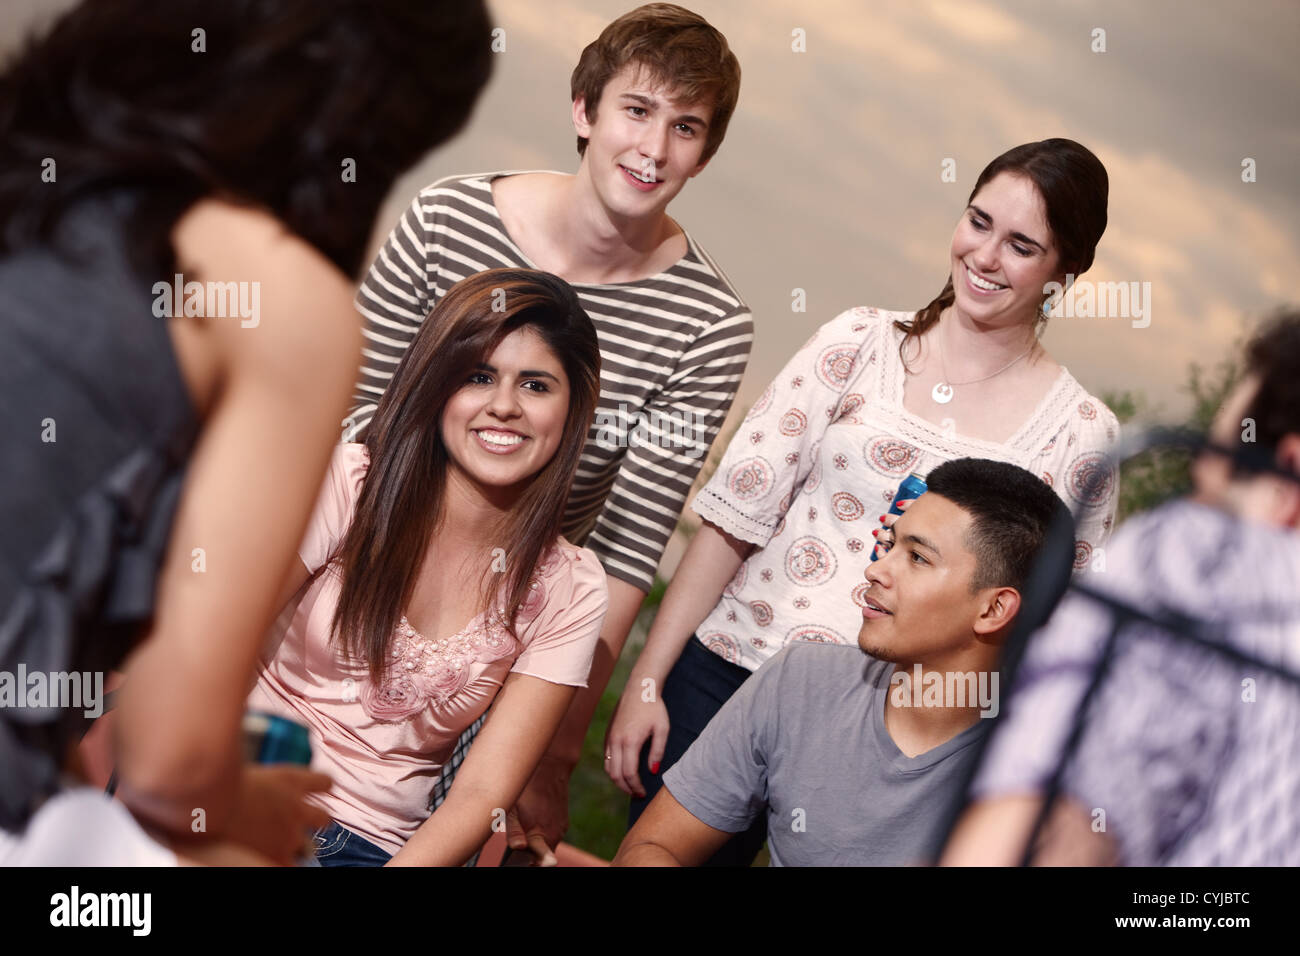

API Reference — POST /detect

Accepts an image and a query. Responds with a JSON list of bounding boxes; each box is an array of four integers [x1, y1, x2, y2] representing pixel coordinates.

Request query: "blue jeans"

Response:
[[309, 821, 392, 867], [627, 635, 768, 866]]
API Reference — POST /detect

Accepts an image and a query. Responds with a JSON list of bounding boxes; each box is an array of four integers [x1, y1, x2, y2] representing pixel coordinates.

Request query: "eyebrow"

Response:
[[474, 362, 561, 383], [902, 532, 942, 559], [619, 92, 709, 129], [968, 204, 1047, 253]]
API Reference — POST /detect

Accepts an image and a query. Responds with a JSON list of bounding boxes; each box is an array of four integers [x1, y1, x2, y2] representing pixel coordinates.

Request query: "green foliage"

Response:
[[565, 584, 661, 860]]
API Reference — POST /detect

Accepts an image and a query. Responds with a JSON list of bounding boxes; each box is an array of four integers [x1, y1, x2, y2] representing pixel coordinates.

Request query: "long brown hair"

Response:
[[897, 138, 1109, 366], [329, 269, 601, 679]]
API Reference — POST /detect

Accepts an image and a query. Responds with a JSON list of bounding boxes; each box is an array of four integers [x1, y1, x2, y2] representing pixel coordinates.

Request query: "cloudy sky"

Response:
[[6, 0, 1298, 424]]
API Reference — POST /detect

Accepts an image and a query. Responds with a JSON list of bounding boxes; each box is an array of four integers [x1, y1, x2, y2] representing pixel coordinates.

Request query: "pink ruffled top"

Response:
[[247, 444, 607, 856]]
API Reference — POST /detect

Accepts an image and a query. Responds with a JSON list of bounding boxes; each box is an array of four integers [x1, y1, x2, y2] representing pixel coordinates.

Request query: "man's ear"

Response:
[[973, 587, 1021, 643], [572, 95, 592, 138]]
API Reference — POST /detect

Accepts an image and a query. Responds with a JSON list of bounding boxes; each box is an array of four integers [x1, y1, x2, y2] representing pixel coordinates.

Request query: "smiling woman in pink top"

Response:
[[247, 269, 607, 866]]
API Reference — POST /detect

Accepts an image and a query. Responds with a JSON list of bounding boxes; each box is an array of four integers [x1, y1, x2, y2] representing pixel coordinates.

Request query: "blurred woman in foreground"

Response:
[[0, 0, 492, 863]]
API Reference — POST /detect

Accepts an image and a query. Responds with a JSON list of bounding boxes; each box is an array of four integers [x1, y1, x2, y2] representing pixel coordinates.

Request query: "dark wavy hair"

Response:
[[0, 0, 493, 279], [1242, 308, 1300, 470], [897, 138, 1109, 365], [330, 270, 602, 679]]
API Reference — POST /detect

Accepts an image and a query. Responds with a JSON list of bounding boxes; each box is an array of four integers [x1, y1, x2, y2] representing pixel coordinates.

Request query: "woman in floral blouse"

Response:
[[248, 269, 607, 866], [606, 139, 1121, 865]]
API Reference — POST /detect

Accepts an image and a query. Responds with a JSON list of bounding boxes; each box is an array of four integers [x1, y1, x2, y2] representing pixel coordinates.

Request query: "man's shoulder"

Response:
[[663, 226, 749, 317], [416, 171, 496, 199], [763, 642, 882, 698], [415, 170, 570, 204]]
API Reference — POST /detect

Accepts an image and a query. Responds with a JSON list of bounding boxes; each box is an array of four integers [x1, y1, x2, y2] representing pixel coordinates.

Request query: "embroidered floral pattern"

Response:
[[831, 492, 864, 521], [1074, 540, 1093, 570], [837, 393, 865, 420], [786, 624, 847, 645], [728, 457, 775, 501], [358, 547, 565, 722], [865, 437, 920, 477], [1067, 452, 1115, 506], [701, 632, 741, 664], [785, 536, 837, 587], [361, 614, 518, 723], [779, 409, 808, 436], [816, 344, 857, 388]]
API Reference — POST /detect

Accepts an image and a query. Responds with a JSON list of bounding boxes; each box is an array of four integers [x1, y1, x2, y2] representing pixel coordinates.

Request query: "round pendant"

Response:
[[931, 382, 954, 405]]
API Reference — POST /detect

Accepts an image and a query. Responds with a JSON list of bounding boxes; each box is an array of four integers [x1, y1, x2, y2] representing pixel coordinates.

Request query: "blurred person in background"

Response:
[[943, 310, 1300, 866], [0, 0, 491, 864]]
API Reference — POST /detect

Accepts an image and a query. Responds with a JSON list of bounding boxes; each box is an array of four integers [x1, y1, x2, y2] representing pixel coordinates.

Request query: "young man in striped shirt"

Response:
[[350, 4, 750, 864]]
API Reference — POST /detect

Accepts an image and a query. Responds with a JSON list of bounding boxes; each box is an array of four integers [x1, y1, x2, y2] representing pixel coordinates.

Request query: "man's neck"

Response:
[[882, 659, 1000, 758], [505, 170, 682, 285]]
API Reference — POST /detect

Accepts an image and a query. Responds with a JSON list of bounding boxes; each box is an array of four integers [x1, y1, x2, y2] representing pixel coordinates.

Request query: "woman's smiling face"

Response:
[[949, 171, 1064, 328], [440, 326, 571, 502]]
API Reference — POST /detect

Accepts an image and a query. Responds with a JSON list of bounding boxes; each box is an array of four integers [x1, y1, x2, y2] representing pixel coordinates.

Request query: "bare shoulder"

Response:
[[173, 199, 353, 305], [169, 199, 360, 385], [492, 171, 570, 208]]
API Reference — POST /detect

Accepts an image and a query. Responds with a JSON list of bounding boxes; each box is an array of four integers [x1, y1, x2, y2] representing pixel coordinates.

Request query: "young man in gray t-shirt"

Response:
[[613, 458, 1070, 866]]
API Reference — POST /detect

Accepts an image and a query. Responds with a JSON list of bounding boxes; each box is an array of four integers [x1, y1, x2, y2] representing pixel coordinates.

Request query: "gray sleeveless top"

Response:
[[0, 192, 198, 830]]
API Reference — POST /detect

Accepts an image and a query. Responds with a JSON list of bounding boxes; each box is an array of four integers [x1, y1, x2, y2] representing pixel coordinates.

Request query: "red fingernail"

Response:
[[872, 529, 879, 537], [650, 762, 660, 774], [878, 514, 888, 522]]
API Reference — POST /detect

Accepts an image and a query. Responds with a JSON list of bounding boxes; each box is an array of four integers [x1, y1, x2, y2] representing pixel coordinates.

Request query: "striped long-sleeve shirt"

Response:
[[352, 171, 753, 593]]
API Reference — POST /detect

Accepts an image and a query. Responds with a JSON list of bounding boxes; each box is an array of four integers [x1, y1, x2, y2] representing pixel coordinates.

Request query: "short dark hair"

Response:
[[925, 458, 1072, 592], [570, 3, 741, 163], [1242, 308, 1300, 468]]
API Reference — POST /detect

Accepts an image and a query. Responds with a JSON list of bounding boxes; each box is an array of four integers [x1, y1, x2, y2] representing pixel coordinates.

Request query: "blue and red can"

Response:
[[870, 472, 928, 562]]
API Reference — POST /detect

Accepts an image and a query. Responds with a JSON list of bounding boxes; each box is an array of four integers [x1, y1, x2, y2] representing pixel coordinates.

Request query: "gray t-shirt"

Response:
[[663, 643, 990, 866]]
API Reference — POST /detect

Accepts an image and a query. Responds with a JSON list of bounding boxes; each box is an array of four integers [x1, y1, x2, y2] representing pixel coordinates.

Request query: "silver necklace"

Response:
[[930, 327, 1036, 405]]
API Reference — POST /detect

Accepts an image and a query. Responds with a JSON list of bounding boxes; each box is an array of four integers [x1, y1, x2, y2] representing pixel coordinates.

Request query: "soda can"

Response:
[[241, 711, 312, 766], [870, 472, 928, 562]]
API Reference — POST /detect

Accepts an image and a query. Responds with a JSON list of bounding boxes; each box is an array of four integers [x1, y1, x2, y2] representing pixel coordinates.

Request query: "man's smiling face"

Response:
[[573, 63, 713, 222]]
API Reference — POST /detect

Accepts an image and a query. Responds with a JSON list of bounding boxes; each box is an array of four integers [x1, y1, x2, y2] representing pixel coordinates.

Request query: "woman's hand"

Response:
[[872, 496, 916, 560], [222, 764, 333, 866], [604, 680, 670, 798]]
